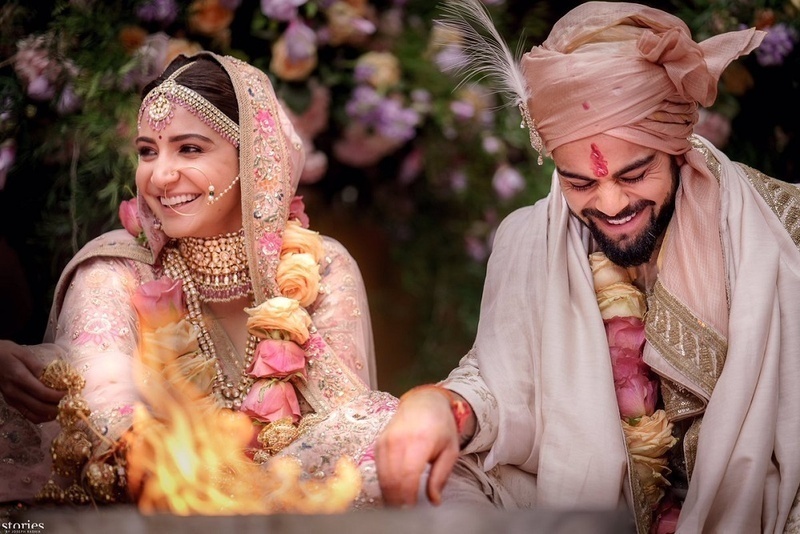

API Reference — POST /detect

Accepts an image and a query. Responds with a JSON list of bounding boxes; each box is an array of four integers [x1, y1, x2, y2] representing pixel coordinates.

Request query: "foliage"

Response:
[[1, 0, 798, 384]]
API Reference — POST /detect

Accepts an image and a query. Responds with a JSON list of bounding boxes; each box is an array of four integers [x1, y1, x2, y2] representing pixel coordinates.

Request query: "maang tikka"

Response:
[[138, 61, 241, 148]]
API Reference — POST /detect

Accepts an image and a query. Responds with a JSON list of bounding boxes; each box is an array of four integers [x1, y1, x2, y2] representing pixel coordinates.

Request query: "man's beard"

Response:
[[579, 159, 679, 268]]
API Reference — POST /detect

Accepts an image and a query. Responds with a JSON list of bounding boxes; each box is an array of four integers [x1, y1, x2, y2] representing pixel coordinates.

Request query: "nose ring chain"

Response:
[[207, 175, 240, 205]]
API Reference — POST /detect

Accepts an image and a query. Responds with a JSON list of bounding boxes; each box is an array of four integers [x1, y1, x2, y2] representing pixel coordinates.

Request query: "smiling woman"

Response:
[[0, 52, 397, 510]]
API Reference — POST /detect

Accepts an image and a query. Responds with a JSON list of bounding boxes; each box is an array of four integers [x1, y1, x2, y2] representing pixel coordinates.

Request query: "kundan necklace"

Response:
[[177, 229, 253, 303], [163, 237, 257, 409]]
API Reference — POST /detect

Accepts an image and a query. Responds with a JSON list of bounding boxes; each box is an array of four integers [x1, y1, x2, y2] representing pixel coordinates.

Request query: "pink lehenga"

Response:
[[0, 52, 396, 508]]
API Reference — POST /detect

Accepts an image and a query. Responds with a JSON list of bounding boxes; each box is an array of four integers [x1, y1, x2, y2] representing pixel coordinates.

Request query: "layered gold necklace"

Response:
[[163, 230, 257, 409]]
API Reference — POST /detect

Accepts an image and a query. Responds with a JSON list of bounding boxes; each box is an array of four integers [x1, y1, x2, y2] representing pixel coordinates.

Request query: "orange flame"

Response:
[[125, 320, 361, 514]]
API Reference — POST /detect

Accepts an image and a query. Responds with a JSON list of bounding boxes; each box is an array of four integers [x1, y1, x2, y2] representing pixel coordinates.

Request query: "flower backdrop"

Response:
[[1, 0, 798, 390]]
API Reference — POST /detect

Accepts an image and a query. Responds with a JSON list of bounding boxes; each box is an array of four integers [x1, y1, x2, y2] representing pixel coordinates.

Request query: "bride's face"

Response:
[[135, 105, 241, 238]]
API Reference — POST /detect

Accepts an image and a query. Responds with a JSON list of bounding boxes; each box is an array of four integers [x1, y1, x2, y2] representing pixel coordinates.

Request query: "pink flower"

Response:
[[0, 141, 16, 191], [288, 196, 310, 228], [131, 277, 185, 331], [610, 347, 649, 383], [258, 232, 283, 256], [491, 163, 525, 200], [119, 198, 143, 237], [260, 0, 306, 21], [605, 316, 645, 351], [652, 497, 681, 534], [247, 339, 307, 379], [694, 109, 731, 149], [240, 379, 301, 423], [256, 109, 275, 135], [616, 373, 658, 420]]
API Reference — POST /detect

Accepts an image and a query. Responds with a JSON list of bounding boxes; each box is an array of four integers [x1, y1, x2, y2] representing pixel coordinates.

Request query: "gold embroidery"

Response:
[[683, 418, 702, 482], [626, 448, 654, 534], [660, 378, 704, 422], [646, 282, 728, 399], [689, 136, 721, 184], [740, 163, 800, 249]]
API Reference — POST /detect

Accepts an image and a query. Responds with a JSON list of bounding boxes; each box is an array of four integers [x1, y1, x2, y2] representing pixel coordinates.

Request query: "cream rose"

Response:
[[589, 251, 632, 292], [246, 297, 313, 345], [596, 281, 647, 320], [164, 351, 216, 395], [355, 51, 401, 91], [621, 410, 678, 458], [277, 252, 322, 308], [139, 320, 199, 372], [281, 220, 325, 264]]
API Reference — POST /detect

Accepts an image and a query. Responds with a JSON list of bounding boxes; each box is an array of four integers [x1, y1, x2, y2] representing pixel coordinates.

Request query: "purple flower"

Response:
[[26, 75, 56, 101], [464, 235, 489, 263], [261, 0, 307, 21], [448, 169, 468, 193], [374, 99, 420, 141], [284, 19, 317, 61], [136, 0, 178, 25], [755, 23, 798, 67], [434, 45, 467, 73], [491, 163, 525, 200], [0, 141, 17, 192], [450, 100, 475, 121], [482, 136, 502, 154], [345, 85, 420, 142], [56, 84, 82, 115], [345, 85, 383, 122]]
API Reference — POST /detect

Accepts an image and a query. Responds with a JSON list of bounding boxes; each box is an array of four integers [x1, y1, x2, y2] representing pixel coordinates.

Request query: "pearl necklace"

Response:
[[162, 246, 257, 409]]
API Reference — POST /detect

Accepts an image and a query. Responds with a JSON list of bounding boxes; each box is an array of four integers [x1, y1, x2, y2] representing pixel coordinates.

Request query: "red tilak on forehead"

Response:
[[590, 143, 608, 177]]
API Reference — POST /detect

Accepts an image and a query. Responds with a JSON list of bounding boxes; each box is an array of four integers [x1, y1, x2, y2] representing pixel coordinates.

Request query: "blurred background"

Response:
[[1, 0, 798, 395]]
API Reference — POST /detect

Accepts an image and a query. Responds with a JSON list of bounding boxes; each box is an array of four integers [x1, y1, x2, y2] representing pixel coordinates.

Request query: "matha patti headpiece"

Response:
[[138, 62, 240, 148]]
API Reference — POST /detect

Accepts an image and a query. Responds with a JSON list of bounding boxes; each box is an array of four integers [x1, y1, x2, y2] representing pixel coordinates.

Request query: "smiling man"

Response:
[[554, 134, 679, 268], [375, 2, 800, 533]]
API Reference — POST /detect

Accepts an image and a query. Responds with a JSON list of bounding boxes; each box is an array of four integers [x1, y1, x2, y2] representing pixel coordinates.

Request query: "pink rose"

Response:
[[240, 379, 301, 423], [610, 348, 649, 383], [119, 198, 143, 237], [288, 195, 310, 228], [616, 373, 658, 420], [131, 277, 185, 331], [605, 316, 645, 351], [247, 339, 307, 379], [653, 497, 681, 534]]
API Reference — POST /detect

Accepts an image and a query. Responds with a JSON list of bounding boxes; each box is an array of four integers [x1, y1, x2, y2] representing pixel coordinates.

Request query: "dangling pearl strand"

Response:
[[162, 246, 257, 409]]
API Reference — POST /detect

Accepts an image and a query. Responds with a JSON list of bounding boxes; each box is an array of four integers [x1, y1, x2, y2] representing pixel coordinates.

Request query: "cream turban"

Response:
[[521, 2, 764, 156]]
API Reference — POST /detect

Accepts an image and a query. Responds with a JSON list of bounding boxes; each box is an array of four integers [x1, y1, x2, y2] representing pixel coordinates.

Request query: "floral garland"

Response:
[[589, 252, 680, 532], [122, 195, 326, 461]]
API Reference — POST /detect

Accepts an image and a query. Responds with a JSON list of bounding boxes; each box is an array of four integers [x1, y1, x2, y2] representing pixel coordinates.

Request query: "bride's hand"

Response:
[[0, 340, 65, 423]]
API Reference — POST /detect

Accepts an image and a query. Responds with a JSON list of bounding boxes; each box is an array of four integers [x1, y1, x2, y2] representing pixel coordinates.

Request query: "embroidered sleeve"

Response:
[[441, 347, 499, 453], [308, 237, 376, 388], [54, 257, 143, 449]]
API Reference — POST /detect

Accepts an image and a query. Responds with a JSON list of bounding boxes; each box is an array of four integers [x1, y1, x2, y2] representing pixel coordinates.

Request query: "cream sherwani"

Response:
[[443, 137, 800, 534]]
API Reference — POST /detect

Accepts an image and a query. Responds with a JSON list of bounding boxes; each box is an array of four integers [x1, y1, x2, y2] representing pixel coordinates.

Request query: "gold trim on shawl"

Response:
[[646, 281, 728, 400], [740, 163, 800, 249], [627, 449, 653, 534]]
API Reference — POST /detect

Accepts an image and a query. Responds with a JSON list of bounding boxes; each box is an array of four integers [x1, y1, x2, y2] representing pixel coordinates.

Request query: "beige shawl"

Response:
[[445, 137, 800, 533]]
